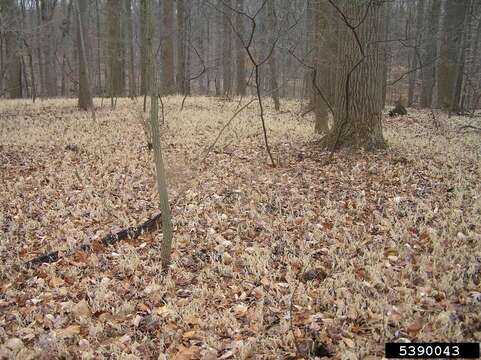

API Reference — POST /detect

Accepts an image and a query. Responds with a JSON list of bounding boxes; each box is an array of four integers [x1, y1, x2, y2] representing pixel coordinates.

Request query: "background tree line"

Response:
[[0, 0, 480, 116]]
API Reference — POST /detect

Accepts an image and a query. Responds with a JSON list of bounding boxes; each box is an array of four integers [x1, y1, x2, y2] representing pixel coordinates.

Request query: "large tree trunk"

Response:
[[266, 0, 280, 111], [176, 0, 186, 94], [234, 0, 246, 96], [107, 0, 122, 98], [5, 0, 23, 98], [324, 0, 386, 150], [161, 0, 176, 95], [437, 0, 467, 110], [76, 0, 93, 110], [222, 0, 233, 96], [420, 0, 441, 109]]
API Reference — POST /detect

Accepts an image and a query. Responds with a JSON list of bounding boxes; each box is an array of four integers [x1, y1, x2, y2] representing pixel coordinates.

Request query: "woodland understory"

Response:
[[0, 96, 481, 359]]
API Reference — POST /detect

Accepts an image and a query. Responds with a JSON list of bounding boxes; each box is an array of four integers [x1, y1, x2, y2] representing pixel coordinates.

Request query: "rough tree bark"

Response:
[[324, 0, 386, 150]]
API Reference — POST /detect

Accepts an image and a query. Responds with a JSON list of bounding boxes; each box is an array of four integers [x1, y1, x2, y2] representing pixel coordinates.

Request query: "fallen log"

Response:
[[25, 213, 162, 268]]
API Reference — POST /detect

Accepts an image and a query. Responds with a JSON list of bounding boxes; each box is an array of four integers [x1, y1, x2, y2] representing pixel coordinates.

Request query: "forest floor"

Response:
[[1, 97, 480, 359]]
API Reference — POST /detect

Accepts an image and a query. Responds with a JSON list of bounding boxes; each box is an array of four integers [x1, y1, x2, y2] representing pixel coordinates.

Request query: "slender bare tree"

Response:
[[147, 0, 174, 271]]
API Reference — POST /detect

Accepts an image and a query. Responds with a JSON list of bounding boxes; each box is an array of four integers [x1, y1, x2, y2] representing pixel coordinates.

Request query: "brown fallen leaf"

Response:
[[72, 299, 91, 319], [182, 330, 203, 341], [57, 325, 81, 338], [384, 248, 399, 260], [343, 337, 355, 348], [233, 304, 248, 317], [407, 319, 423, 334], [48, 276, 65, 288], [223, 253, 233, 265], [139, 314, 160, 332], [172, 345, 201, 360]]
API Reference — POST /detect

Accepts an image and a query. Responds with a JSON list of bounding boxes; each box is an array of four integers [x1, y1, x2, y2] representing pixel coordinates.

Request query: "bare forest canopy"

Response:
[[0, 0, 480, 115]]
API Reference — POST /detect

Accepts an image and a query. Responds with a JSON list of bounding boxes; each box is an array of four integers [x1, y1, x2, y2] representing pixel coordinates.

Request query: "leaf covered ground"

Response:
[[0, 97, 480, 359]]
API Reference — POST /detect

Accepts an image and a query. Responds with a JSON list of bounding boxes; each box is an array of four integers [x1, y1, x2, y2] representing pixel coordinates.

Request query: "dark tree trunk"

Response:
[[420, 0, 441, 108], [161, 0, 176, 95], [76, 0, 93, 110], [324, 0, 386, 150], [234, 0, 246, 96], [107, 0, 122, 98], [267, 0, 280, 111], [5, 0, 23, 98], [176, 0, 186, 94], [407, 0, 424, 106], [140, 0, 149, 96], [222, 0, 233, 96], [437, 0, 467, 110], [125, 0, 136, 98]]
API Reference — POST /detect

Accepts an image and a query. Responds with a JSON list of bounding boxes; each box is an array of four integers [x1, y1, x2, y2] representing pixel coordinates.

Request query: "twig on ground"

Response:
[[458, 125, 481, 133]]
